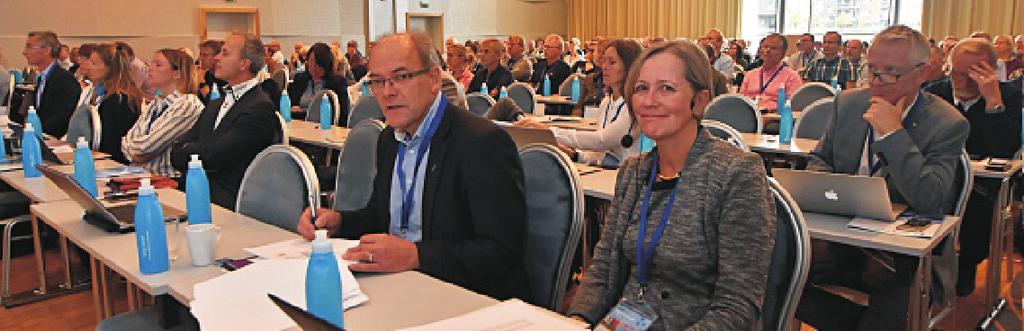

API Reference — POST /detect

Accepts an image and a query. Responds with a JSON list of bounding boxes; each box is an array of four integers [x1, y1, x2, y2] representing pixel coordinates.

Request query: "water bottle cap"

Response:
[[311, 230, 331, 253], [24, 123, 34, 132], [282, 90, 288, 96], [322, 94, 329, 100], [76, 136, 88, 148], [155, 88, 162, 97], [189, 154, 203, 168], [139, 178, 155, 195], [28, 106, 36, 113]]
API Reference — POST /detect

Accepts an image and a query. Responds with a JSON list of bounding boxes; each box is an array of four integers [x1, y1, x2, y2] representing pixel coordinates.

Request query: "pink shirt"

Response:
[[739, 62, 803, 111], [454, 69, 474, 90]]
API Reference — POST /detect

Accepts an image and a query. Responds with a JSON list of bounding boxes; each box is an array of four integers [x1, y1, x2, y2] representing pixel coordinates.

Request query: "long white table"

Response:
[[286, 120, 349, 150], [741, 133, 818, 157]]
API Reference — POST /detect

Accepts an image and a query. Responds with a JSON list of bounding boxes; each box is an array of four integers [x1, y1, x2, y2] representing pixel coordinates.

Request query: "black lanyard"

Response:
[[759, 63, 787, 94], [395, 97, 448, 232], [636, 152, 680, 290], [601, 99, 626, 129]]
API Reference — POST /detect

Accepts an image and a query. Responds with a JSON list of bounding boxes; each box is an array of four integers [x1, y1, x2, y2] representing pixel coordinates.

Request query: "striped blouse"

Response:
[[121, 91, 203, 178]]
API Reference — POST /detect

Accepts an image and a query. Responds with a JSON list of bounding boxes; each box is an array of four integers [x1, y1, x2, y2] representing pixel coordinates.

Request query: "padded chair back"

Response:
[[702, 120, 749, 152], [306, 90, 343, 126], [0, 74, 12, 110], [236, 145, 319, 232], [274, 112, 288, 144], [507, 82, 536, 115], [792, 98, 834, 139], [465, 92, 496, 116], [333, 119, 385, 211], [763, 177, 811, 331], [519, 144, 584, 311], [348, 95, 383, 127], [558, 73, 585, 97], [271, 68, 289, 91], [65, 103, 98, 148], [704, 94, 762, 133], [790, 82, 835, 113]]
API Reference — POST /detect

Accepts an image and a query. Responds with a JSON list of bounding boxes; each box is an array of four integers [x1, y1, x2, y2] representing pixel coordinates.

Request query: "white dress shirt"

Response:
[[551, 95, 637, 167], [214, 77, 260, 129]]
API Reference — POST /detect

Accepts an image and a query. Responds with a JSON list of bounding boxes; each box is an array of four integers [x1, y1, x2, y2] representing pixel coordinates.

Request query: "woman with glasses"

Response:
[[567, 40, 775, 330], [121, 49, 203, 177]]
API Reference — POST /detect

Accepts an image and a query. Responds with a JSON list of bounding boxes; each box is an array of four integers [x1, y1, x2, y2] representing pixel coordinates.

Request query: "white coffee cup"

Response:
[[185, 224, 221, 266]]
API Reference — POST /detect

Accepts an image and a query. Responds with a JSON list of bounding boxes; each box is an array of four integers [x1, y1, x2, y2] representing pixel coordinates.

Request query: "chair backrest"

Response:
[[0, 73, 12, 109], [519, 143, 584, 311], [704, 94, 762, 133], [952, 149, 973, 218], [507, 82, 536, 115], [701, 119, 750, 152], [271, 68, 289, 91], [790, 82, 835, 113], [465, 92, 496, 117], [347, 95, 383, 127], [306, 90, 342, 126], [333, 119, 385, 211], [65, 103, 96, 147], [558, 73, 585, 97], [792, 98, 834, 139], [274, 112, 288, 145], [763, 177, 812, 331], [236, 145, 319, 232]]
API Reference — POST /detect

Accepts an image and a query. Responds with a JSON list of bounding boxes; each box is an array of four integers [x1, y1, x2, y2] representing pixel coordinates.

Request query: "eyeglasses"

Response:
[[866, 63, 925, 84], [366, 68, 431, 91], [24, 44, 46, 50]]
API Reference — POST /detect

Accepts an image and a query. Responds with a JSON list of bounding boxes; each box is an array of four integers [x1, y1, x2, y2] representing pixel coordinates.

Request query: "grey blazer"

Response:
[[568, 129, 775, 330], [808, 88, 968, 215]]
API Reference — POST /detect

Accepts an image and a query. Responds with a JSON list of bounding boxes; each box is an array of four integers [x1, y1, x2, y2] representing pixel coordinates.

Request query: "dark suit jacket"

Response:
[[809, 88, 969, 215], [198, 71, 227, 105], [530, 59, 572, 95], [259, 79, 282, 112], [170, 85, 278, 209], [467, 65, 514, 97], [287, 72, 350, 126], [337, 102, 529, 300], [96, 93, 140, 164], [925, 81, 1022, 158], [12, 64, 80, 138]]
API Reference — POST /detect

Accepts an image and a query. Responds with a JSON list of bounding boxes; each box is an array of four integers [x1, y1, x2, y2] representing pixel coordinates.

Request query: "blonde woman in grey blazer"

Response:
[[568, 40, 775, 330]]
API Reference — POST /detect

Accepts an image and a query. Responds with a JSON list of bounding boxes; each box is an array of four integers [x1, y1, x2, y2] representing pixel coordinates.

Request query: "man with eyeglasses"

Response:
[[504, 35, 533, 82], [785, 33, 823, 76], [530, 34, 573, 96], [12, 31, 80, 138], [925, 38, 1022, 297], [796, 25, 969, 331], [297, 33, 529, 300]]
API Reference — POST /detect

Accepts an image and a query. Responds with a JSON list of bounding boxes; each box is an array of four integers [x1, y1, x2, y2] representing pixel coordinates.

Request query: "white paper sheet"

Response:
[[397, 299, 587, 331], [847, 217, 941, 238], [191, 258, 367, 331], [244, 238, 360, 259]]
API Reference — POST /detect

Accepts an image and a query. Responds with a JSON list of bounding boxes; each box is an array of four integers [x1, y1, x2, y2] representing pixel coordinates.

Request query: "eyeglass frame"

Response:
[[865, 62, 926, 84], [366, 67, 432, 91]]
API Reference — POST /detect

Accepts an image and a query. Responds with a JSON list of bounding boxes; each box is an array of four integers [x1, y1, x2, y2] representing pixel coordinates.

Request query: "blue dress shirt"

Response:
[[388, 93, 444, 242]]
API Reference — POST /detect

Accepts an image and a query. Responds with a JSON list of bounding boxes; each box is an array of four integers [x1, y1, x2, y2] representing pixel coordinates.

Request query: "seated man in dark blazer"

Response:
[[467, 39, 514, 98], [12, 31, 80, 138], [795, 26, 969, 331], [297, 32, 529, 300], [170, 32, 278, 209], [925, 38, 1023, 296], [529, 34, 572, 95]]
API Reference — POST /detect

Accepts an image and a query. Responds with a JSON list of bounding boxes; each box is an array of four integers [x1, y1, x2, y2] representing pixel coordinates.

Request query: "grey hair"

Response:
[[545, 34, 565, 52], [231, 32, 265, 75], [372, 32, 441, 69], [27, 31, 60, 58], [871, 25, 930, 65], [952, 38, 998, 66]]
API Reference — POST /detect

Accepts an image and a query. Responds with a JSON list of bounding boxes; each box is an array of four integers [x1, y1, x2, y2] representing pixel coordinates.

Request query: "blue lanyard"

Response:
[[636, 152, 680, 287], [395, 97, 448, 232], [867, 91, 922, 175], [146, 98, 168, 135], [601, 99, 626, 129]]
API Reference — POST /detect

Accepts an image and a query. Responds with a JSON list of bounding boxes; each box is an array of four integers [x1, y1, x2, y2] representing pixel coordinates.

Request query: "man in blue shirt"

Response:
[[13, 31, 80, 138], [298, 33, 529, 300]]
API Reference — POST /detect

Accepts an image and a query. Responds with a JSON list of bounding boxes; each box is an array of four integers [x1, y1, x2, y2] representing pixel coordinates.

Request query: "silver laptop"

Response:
[[773, 169, 906, 221], [39, 165, 183, 233]]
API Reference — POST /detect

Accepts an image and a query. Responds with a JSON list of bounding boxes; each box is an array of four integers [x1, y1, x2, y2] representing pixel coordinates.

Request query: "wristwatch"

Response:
[[986, 104, 1006, 114]]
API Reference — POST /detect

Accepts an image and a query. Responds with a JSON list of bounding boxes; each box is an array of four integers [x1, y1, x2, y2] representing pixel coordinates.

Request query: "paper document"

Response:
[[191, 258, 367, 331], [398, 299, 587, 331], [244, 238, 360, 259], [847, 216, 942, 238]]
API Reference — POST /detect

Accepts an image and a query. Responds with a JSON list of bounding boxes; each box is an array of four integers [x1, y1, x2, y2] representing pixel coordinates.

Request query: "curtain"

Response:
[[567, 0, 742, 41], [921, 0, 1023, 40]]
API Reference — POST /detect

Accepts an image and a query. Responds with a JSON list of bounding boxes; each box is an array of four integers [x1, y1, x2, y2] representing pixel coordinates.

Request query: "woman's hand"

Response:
[[513, 118, 550, 129]]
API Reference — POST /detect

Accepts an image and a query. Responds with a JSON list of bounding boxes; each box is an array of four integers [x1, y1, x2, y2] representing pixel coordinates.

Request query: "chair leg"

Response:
[[2, 217, 28, 304], [90, 257, 103, 323]]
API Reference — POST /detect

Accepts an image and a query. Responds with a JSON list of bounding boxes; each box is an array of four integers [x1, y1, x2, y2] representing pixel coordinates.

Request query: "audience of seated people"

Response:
[[88, 43, 142, 164], [803, 31, 857, 88], [287, 42, 350, 125], [12, 30, 81, 138]]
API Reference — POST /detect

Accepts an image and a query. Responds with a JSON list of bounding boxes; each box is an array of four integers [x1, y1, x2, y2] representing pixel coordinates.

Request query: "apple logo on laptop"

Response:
[[824, 189, 839, 201]]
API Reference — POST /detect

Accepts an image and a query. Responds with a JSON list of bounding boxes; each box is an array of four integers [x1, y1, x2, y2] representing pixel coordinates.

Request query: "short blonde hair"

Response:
[[871, 25, 931, 66], [952, 38, 998, 66], [624, 40, 714, 116]]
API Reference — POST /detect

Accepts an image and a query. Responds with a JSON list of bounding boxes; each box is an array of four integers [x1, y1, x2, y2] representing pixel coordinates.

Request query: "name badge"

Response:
[[596, 297, 658, 331]]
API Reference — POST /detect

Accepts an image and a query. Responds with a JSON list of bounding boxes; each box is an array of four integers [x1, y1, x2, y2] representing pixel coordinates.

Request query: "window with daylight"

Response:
[[741, 0, 922, 43]]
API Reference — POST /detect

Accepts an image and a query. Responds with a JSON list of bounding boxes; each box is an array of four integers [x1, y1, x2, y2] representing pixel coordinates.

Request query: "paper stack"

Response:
[[244, 238, 359, 259], [398, 299, 587, 331], [190, 258, 367, 331]]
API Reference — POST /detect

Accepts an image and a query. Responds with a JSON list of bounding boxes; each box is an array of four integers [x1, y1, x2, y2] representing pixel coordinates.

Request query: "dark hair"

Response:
[[825, 31, 842, 44], [605, 39, 643, 93], [307, 42, 338, 80], [78, 43, 98, 59], [801, 33, 815, 42], [113, 41, 135, 58], [199, 39, 224, 54], [766, 33, 789, 52], [93, 43, 143, 111]]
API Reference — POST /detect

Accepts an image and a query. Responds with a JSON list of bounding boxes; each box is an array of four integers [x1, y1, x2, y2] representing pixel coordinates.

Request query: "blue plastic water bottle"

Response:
[[134, 178, 169, 274], [209, 83, 221, 101], [480, 82, 488, 95], [571, 76, 581, 103], [830, 77, 838, 91], [73, 137, 97, 197], [280, 91, 292, 122], [21, 123, 42, 178], [306, 230, 345, 328], [638, 132, 655, 153], [543, 75, 551, 96], [499, 86, 508, 99], [11, 70, 22, 85], [360, 82, 371, 96], [0, 126, 7, 158], [186, 155, 212, 225], [780, 101, 794, 145], [319, 95, 332, 130], [26, 106, 44, 139], [776, 86, 786, 115]]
